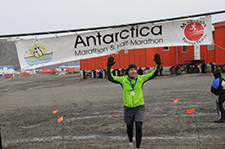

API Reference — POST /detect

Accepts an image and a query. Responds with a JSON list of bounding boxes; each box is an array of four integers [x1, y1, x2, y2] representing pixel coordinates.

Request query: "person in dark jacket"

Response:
[[211, 69, 225, 123], [107, 54, 161, 149]]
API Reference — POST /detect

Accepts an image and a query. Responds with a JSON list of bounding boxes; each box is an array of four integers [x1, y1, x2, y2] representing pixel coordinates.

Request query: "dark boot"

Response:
[[214, 119, 225, 123]]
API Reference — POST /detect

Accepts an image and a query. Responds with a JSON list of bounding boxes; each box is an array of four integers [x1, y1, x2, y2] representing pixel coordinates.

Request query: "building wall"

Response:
[[214, 23, 225, 65], [80, 45, 196, 70]]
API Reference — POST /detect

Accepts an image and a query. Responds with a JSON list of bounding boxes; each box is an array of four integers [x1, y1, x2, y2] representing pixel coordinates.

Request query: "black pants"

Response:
[[127, 122, 143, 148], [216, 95, 225, 120]]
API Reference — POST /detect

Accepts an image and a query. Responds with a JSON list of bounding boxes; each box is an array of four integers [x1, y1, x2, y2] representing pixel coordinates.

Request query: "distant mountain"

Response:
[[0, 40, 20, 70]]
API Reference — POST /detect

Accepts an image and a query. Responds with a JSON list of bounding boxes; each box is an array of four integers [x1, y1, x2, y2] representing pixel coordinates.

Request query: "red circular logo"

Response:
[[184, 22, 204, 41]]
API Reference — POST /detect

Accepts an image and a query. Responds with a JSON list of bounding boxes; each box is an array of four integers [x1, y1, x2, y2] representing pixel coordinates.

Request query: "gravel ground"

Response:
[[0, 72, 225, 149]]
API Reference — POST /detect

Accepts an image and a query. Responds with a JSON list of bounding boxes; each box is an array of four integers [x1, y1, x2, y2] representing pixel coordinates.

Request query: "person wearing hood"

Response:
[[107, 54, 161, 149], [211, 69, 225, 123]]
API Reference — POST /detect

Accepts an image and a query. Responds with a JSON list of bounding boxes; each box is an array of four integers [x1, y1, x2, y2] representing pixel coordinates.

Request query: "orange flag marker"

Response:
[[57, 116, 64, 123], [187, 109, 195, 114], [52, 110, 58, 114], [186, 108, 200, 142], [174, 99, 178, 103]]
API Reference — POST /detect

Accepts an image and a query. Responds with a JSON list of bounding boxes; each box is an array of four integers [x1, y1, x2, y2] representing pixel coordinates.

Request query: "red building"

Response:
[[214, 22, 225, 65]]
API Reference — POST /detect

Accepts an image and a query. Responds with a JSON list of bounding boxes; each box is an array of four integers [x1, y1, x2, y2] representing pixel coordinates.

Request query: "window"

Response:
[[163, 46, 169, 51], [208, 40, 214, 50], [182, 46, 188, 52]]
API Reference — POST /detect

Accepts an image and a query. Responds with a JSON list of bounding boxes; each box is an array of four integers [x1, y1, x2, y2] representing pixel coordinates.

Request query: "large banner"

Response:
[[16, 16, 212, 70]]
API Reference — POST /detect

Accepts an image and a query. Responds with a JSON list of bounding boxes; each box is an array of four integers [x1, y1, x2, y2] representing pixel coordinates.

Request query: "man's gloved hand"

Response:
[[107, 56, 116, 67], [153, 54, 161, 64]]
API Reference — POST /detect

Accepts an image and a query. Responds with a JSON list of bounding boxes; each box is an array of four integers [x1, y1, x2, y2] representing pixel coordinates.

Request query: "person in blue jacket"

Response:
[[211, 69, 225, 123]]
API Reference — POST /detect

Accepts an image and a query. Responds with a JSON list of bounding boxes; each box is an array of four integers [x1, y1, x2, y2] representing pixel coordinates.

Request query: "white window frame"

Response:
[[182, 46, 188, 53], [208, 40, 214, 50], [163, 46, 170, 51]]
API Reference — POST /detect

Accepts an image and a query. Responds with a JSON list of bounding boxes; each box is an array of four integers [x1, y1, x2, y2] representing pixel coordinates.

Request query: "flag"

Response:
[[174, 99, 179, 103], [187, 109, 195, 114], [57, 116, 64, 123], [52, 110, 58, 114]]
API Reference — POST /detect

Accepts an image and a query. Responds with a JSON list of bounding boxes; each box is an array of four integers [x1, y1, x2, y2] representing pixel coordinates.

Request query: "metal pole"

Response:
[[177, 103, 180, 123], [194, 113, 201, 143], [176, 46, 178, 65], [0, 125, 3, 149], [103, 70, 105, 78], [62, 122, 64, 149]]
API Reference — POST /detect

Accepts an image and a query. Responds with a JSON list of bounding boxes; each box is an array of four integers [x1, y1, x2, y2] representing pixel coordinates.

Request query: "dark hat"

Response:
[[213, 69, 221, 79], [128, 63, 137, 71]]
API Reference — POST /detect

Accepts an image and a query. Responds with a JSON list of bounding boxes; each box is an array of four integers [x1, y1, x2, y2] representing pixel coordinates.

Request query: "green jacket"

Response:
[[107, 64, 159, 108]]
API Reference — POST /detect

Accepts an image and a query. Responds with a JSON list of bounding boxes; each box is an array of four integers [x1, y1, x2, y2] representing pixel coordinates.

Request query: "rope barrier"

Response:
[[213, 43, 225, 51], [0, 76, 13, 83]]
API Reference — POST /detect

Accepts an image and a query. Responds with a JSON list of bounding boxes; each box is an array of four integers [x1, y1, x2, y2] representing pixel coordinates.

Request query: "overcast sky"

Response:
[[0, 0, 225, 36]]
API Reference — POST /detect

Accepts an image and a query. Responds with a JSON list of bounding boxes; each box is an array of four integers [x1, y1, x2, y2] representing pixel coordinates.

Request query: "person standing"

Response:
[[107, 54, 161, 149], [211, 69, 225, 123]]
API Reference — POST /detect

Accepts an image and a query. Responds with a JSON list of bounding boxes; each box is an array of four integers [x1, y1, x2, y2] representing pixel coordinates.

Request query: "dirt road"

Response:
[[0, 73, 225, 149]]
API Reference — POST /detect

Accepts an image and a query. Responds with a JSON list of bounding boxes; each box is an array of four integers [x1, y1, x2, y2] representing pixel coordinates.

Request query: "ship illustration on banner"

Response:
[[24, 43, 53, 66]]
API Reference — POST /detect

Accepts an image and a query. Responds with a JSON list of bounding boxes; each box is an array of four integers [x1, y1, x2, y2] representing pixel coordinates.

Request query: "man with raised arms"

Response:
[[107, 54, 161, 149]]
